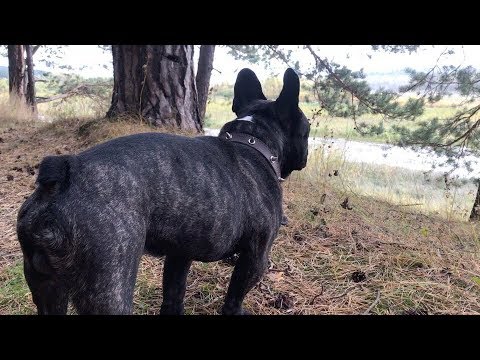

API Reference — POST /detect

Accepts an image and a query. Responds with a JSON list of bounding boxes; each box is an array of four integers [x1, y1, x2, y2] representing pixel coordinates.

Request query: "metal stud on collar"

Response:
[[248, 137, 256, 145], [270, 156, 278, 163], [225, 132, 232, 140]]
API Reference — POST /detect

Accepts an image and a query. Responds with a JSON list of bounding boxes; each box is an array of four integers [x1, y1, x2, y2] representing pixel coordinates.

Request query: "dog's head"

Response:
[[231, 68, 310, 179]]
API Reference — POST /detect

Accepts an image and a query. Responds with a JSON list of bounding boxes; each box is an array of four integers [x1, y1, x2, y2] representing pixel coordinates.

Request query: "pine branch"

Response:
[[407, 104, 480, 148], [32, 45, 41, 56], [305, 45, 397, 118]]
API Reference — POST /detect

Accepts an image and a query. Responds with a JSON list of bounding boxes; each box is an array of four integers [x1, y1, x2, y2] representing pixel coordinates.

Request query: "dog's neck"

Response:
[[218, 115, 286, 179], [223, 131, 283, 181]]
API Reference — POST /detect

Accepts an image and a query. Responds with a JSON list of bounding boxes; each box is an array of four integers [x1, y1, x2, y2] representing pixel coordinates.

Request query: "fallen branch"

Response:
[[36, 92, 78, 103], [36, 83, 110, 103], [395, 203, 424, 207]]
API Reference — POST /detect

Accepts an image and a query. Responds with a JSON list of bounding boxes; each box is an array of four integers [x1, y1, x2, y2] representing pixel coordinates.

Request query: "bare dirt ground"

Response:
[[1, 119, 480, 315]]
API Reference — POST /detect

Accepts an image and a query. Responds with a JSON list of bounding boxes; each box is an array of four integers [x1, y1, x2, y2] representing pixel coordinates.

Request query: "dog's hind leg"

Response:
[[23, 258, 69, 315], [32, 285, 68, 315], [72, 257, 142, 315], [221, 240, 272, 315], [71, 232, 145, 315], [160, 256, 192, 315]]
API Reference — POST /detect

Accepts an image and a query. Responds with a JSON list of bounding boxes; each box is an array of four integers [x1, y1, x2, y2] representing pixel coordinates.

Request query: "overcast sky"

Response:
[[1, 45, 479, 84]]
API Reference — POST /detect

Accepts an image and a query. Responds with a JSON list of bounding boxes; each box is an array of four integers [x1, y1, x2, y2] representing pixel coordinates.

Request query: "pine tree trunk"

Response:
[[25, 45, 38, 117], [107, 45, 202, 133], [8, 45, 26, 106], [196, 45, 215, 123], [469, 181, 480, 221]]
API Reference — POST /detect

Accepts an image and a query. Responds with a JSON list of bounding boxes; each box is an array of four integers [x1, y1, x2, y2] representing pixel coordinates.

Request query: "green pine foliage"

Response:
[[227, 45, 480, 158]]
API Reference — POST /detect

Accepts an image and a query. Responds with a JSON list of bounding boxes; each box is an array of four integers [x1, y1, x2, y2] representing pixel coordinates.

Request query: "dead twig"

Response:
[[330, 285, 357, 300], [309, 284, 324, 305], [363, 290, 381, 315]]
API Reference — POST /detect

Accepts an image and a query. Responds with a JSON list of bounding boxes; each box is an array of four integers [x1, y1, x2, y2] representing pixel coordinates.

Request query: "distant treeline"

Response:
[[0, 65, 464, 95]]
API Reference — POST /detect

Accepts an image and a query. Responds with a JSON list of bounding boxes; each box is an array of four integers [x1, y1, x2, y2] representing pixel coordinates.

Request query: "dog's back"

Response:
[[20, 135, 282, 260]]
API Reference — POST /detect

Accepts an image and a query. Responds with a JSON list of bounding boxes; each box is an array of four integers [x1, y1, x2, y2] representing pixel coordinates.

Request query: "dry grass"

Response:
[[1, 117, 480, 315], [0, 96, 38, 128], [303, 144, 478, 222]]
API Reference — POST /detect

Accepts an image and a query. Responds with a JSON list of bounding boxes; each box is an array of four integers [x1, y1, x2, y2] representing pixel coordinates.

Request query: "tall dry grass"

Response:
[[0, 95, 38, 129]]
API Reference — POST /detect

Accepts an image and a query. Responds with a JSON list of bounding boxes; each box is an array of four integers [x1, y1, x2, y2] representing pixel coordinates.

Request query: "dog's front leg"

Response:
[[160, 256, 192, 315], [221, 251, 269, 315]]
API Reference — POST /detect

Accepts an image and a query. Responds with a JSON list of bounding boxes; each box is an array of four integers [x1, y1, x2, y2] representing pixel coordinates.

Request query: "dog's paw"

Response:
[[221, 306, 253, 315], [160, 304, 185, 315], [238, 308, 253, 315]]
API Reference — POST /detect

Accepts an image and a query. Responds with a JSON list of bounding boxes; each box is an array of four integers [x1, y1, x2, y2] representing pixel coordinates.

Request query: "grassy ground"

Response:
[[306, 145, 477, 222], [1, 117, 479, 315], [0, 93, 109, 125], [205, 94, 473, 144]]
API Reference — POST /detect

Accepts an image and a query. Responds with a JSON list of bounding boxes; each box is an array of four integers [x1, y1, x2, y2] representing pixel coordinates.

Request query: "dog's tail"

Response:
[[37, 155, 75, 196], [18, 154, 76, 278]]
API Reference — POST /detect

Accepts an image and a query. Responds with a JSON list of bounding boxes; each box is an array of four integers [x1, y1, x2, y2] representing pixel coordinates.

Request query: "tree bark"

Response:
[[25, 45, 38, 116], [32, 45, 41, 56], [107, 45, 202, 133], [196, 45, 215, 123], [469, 181, 480, 220], [8, 45, 26, 105]]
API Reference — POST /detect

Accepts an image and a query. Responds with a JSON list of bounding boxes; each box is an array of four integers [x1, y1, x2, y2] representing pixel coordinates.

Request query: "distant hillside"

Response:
[[364, 68, 480, 93], [0, 66, 47, 79], [365, 70, 411, 91]]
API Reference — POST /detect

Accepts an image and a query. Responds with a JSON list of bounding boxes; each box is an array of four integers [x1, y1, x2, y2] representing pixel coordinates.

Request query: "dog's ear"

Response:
[[232, 68, 266, 115], [275, 68, 300, 118]]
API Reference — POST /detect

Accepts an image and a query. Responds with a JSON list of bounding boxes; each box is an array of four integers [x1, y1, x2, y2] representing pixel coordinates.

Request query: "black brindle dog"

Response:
[[16, 68, 310, 315]]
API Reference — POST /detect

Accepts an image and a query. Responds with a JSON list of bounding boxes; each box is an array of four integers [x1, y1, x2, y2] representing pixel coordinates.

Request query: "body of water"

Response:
[[204, 128, 480, 180]]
